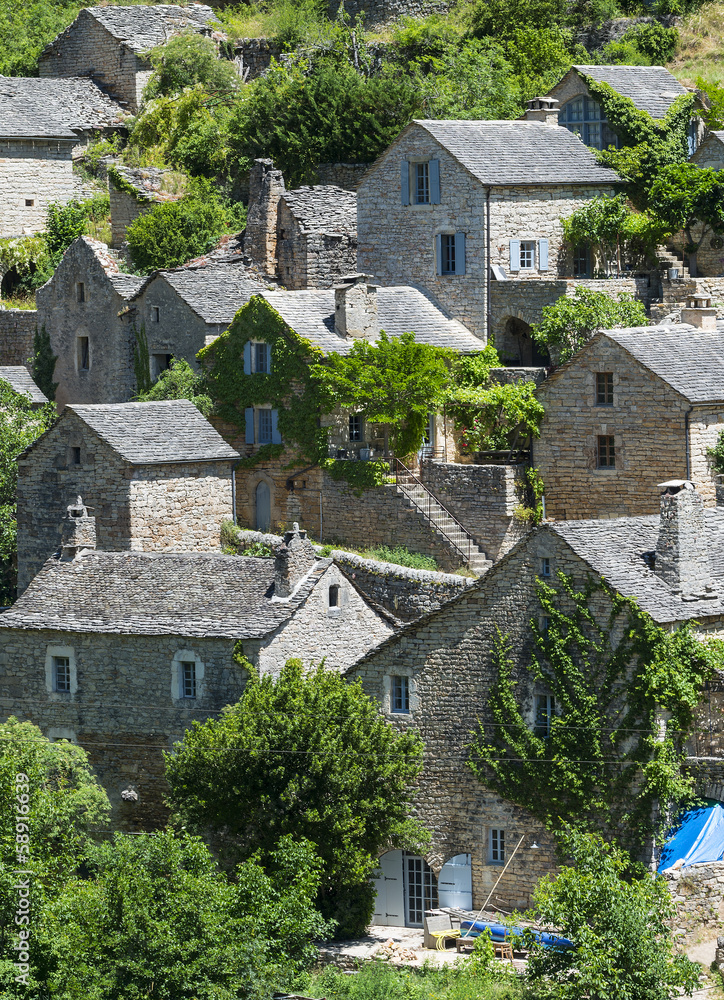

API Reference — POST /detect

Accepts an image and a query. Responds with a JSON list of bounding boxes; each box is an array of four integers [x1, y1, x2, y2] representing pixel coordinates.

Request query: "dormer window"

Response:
[[559, 97, 619, 151]]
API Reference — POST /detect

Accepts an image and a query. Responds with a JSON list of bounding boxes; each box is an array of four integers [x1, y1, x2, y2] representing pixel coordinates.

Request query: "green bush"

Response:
[[470, 0, 569, 39], [532, 287, 648, 364], [364, 545, 438, 570], [144, 31, 240, 100], [135, 357, 213, 415], [125, 194, 229, 272]]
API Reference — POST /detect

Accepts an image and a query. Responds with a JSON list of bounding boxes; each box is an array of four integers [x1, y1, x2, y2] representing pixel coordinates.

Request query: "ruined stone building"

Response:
[[0, 367, 48, 407], [108, 165, 186, 250], [534, 320, 724, 520], [246, 159, 358, 289], [350, 481, 724, 928], [16, 399, 239, 593], [0, 79, 124, 237], [38, 4, 219, 112]]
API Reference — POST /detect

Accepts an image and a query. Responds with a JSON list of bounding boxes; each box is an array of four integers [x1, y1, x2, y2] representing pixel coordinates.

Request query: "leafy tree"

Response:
[[469, 0, 569, 39], [143, 32, 240, 101], [502, 27, 583, 103], [136, 357, 213, 415], [697, 76, 724, 131], [0, 0, 83, 76], [0, 382, 56, 602], [527, 828, 700, 1000], [561, 194, 667, 275], [648, 163, 724, 276], [419, 38, 522, 120], [314, 330, 452, 458], [45, 194, 110, 270], [31, 324, 58, 401], [125, 193, 229, 272], [165, 659, 426, 937], [469, 573, 718, 853], [40, 830, 330, 1000], [531, 287, 647, 364]]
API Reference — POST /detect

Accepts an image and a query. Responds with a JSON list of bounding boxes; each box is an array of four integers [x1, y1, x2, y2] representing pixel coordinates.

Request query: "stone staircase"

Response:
[[395, 462, 492, 575], [656, 245, 690, 280], [649, 246, 695, 323]]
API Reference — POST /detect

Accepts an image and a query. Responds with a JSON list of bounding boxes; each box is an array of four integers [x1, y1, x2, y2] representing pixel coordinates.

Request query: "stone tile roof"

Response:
[[571, 65, 689, 119], [260, 286, 484, 354], [67, 400, 239, 464], [0, 367, 47, 404], [157, 261, 272, 325], [0, 550, 328, 637], [0, 76, 125, 139], [88, 4, 217, 52], [547, 512, 724, 625], [78, 237, 146, 298], [280, 186, 357, 235], [414, 120, 619, 186]]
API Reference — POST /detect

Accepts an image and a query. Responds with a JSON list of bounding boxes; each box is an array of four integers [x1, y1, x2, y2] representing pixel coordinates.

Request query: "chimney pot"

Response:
[[60, 496, 96, 560], [274, 523, 316, 598], [681, 294, 717, 330], [523, 97, 560, 126]]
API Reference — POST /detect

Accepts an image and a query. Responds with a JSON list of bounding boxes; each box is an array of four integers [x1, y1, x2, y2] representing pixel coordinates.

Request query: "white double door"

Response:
[[371, 851, 472, 927]]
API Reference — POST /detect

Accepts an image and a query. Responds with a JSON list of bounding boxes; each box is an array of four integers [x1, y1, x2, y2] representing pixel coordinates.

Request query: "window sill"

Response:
[[595, 466, 618, 472]]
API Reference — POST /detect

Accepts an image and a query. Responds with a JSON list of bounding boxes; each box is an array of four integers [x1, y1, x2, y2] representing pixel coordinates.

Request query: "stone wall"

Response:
[[420, 461, 528, 560], [331, 0, 450, 26], [109, 186, 154, 250], [276, 191, 358, 290], [669, 226, 724, 279], [235, 38, 283, 79], [0, 140, 76, 238], [663, 862, 724, 943], [687, 406, 724, 507], [0, 309, 37, 367], [316, 163, 371, 191]]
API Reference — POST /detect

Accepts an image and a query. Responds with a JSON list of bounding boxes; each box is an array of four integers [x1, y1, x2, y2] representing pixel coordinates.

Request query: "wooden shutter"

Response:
[[538, 238, 549, 271], [243, 341, 251, 374], [455, 232, 466, 275], [509, 240, 521, 271], [271, 408, 282, 444], [400, 161, 410, 206], [429, 159, 441, 204], [435, 234, 443, 276], [245, 407, 255, 444]]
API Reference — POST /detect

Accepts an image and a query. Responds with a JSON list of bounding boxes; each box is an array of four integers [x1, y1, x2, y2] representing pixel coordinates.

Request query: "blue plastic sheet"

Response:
[[658, 802, 724, 871], [460, 919, 574, 950]]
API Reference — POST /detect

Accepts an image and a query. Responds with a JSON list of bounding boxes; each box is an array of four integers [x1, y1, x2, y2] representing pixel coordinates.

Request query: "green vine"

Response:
[[107, 165, 147, 202], [513, 466, 544, 524], [321, 457, 390, 495], [31, 324, 58, 401], [469, 572, 721, 852], [132, 323, 152, 396]]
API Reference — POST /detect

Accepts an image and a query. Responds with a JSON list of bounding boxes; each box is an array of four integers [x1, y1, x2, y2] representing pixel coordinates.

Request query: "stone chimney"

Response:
[[523, 97, 560, 126], [654, 480, 715, 599], [334, 274, 378, 340], [274, 522, 317, 598], [245, 158, 285, 275], [60, 496, 95, 561], [681, 293, 717, 331]]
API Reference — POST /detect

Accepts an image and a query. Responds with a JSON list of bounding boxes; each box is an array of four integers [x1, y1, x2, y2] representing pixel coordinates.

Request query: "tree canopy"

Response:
[[143, 32, 240, 101], [531, 287, 648, 365], [561, 194, 667, 275], [648, 163, 724, 274]]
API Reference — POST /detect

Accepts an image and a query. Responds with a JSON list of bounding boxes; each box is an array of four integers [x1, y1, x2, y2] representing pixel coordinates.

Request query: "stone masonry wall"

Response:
[[316, 163, 371, 191], [535, 336, 691, 519], [0, 141, 76, 238], [332, 0, 450, 26], [663, 862, 724, 944], [420, 461, 528, 560], [109, 186, 154, 250], [357, 122, 617, 341], [670, 225, 724, 279], [277, 195, 358, 290], [687, 406, 724, 507], [0, 309, 37, 367], [235, 38, 283, 79], [0, 626, 246, 827]]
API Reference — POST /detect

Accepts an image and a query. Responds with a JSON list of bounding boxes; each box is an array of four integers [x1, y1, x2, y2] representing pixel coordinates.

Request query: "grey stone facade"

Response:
[[0, 138, 77, 238], [0, 308, 37, 367], [108, 166, 185, 250]]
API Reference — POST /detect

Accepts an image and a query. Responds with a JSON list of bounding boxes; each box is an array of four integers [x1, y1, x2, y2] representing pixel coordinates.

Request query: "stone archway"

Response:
[[499, 316, 549, 367]]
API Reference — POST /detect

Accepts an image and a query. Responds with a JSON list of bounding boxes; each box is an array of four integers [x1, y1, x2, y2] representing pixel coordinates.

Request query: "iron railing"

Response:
[[394, 459, 473, 564]]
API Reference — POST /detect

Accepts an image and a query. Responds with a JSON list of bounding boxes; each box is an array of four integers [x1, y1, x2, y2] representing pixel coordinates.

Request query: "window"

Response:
[[541, 616, 552, 635], [559, 97, 619, 151], [245, 407, 281, 446], [534, 693, 556, 738], [490, 828, 505, 864], [180, 660, 196, 699], [392, 675, 410, 714], [349, 414, 362, 441], [440, 234, 455, 275], [415, 162, 430, 204], [329, 584, 340, 607], [77, 337, 89, 372], [254, 342, 269, 374], [540, 557, 551, 578], [257, 408, 273, 444], [76, 282, 85, 303], [519, 241, 535, 270], [151, 306, 160, 323], [596, 372, 613, 406], [151, 353, 172, 380], [597, 435, 616, 468], [53, 656, 71, 693], [573, 243, 590, 277], [25, 199, 34, 207], [72, 447, 81, 466], [401, 159, 440, 206]]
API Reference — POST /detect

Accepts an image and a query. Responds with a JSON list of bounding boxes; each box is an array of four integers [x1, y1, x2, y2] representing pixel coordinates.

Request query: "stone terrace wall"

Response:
[[317, 163, 371, 191], [420, 461, 528, 560], [109, 187, 153, 250], [235, 38, 283, 79], [332, 0, 450, 25], [663, 861, 724, 942], [0, 309, 37, 367]]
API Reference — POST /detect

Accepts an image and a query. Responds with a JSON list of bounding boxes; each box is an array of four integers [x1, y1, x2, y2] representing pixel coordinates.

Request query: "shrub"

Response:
[[144, 31, 240, 100], [125, 194, 229, 272], [532, 287, 648, 364], [364, 545, 438, 570]]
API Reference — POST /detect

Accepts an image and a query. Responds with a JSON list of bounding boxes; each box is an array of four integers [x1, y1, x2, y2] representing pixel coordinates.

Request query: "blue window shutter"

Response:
[[243, 341, 251, 374], [400, 161, 410, 206], [271, 408, 282, 444], [509, 240, 521, 271], [435, 234, 443, 276], [538, 238, 549, 270], [455, 232, 466, 275], [429, 159, 440, 204], [245, 407, 255, 444]]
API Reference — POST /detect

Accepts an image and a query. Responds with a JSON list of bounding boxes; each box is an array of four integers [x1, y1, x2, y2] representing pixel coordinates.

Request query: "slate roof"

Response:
[[413, 120, 619, 186], [547, 512, 724, 625], [75, 237, 146, 298], [569, 65, 689, 120], [0, 367, 47, 404], [281, 186, 357, 235], [260, 286, 484, 354], [86, 4, 217, 52], [66, 400, 239, 464], [0, 76, 124, 139], [155, 261, 272, 325], [0, 550, 328, 637]]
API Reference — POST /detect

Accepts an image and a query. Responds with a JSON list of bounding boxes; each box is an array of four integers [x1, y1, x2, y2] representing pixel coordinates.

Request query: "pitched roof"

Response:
[[0, 367, 47, 404], [155, 261, 272, 325], [66, 400, 239, 464], [87, 4, 217, 52], [0, 76, 125, 139], [569, 65, 689, 119], [280, 185, 357, 235], [73, 236, 146, 298], [412, 120, 619, 186], [259, 286, 484, 354], [0, 550, 327, 637]]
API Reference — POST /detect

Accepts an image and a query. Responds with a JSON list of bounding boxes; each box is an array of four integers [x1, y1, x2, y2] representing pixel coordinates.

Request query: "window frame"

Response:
[[328, 584, 340, 608], [440, 233, 456, 275], [519, 240, 536, 270], [257, 408, 273, 445], [534, 693, 556, 739], [53, 656, 71, 694], [349, 413, 363, 442], [414, 161, 430, 205], [540, 557, 551, 579], [254, 341, 270, 374], [596, 372, 614, 407], [559, 96, 619, 151], [391, 675, 410, 714], [489, 828, 505, 865], [597, 434, 616, 469], [180, 660, 197, 700], [76, 282, 85, 303], [77, 336, 90, 372]]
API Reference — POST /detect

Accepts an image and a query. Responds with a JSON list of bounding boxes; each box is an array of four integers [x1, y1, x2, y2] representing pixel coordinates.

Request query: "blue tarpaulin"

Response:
[[658, 802, 724, 872]]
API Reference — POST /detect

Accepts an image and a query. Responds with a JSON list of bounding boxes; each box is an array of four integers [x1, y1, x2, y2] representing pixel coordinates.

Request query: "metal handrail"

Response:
[[394, 459, 472, 563]]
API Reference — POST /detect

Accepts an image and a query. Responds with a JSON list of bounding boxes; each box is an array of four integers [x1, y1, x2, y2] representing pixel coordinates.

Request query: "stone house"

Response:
[[0, 523, 394, 825], [349, 481, 724, 926], [692, 130, 724, 170], [356, 119, 620, 347], [0, 367, 48, 407], [246, 159, 358, 289], [0, 78, 124, 238], [38, 4, 219, 112], [16, 399, 239, 593], [534, 320, 724, 520]]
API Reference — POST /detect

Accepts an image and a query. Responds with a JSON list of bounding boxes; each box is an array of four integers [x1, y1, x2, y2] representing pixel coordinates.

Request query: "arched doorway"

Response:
[[255, 481, 271, 532], [438, 853, 472, 910], [501, 317, 549, 367], [371, 850, 438, 927]]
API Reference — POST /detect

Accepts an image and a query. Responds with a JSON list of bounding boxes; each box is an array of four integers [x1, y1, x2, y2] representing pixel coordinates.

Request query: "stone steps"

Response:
[[395, 480, 492, 574]]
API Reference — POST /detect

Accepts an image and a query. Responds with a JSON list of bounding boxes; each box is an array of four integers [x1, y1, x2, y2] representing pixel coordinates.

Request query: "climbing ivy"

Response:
[[132, 324, 152, 397], [31, 324, 58, 401], [469, 572, 721, 852], [321, 457, 390, 494], [107, 165, 146, 202]]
